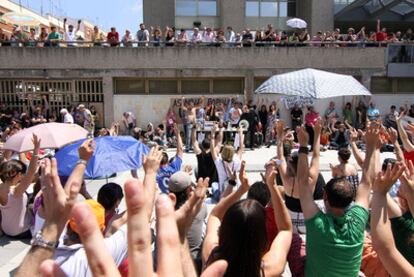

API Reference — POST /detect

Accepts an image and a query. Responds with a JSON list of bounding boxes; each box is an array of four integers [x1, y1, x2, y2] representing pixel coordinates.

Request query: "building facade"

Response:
[[143, 0, 334, 35]]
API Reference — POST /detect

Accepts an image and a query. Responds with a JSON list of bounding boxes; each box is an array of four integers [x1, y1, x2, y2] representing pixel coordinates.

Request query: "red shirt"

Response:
[[376, 32, 387, 42], [265, 207, 279, 248], [107, 32, 119, 43], [404, 150, 414, 164]]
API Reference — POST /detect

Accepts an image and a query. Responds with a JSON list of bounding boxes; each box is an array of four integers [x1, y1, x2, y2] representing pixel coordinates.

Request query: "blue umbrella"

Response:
[[56, 136, 149, 179]]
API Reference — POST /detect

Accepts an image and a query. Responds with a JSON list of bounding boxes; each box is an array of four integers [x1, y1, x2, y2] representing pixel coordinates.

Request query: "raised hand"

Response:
[[143, 146, 163, 174], [78, 139, 94, 161], [276, 120, 285, 137], [313, 118, 322, 134], [32, 133, 41, 154], [350, 128, 358, 142], [365, 124, 381, 149], [41, 158, 81, 233], [400, 160, 414, 193], [373, 162, 405, 195], [238, 161, 250, 191], [296, 126, 309, 147], [175, 177, 209, 242], [388, 128, 398, 144]]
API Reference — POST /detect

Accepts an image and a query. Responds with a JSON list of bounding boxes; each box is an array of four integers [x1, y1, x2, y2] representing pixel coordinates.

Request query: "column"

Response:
[[102, 76, 114, 128]]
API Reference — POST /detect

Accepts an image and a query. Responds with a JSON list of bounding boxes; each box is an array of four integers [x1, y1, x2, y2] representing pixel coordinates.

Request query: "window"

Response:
[[213, 79, 244, 94], [246, 0, 296, 17], [149, 80, 178, 94], [371, 77, 392, 93], [115, 79, 146, 94], [182, 80, 210, 94], [176, 0, 217, 16]]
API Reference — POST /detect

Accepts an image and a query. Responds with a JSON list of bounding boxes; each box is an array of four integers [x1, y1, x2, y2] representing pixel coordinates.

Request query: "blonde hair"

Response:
[[221, 145, 235, 162]]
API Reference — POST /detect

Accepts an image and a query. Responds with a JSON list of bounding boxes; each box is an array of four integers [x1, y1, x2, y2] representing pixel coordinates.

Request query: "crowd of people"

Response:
[[1, 19, 413, 48], [2, 94, 414, 276]]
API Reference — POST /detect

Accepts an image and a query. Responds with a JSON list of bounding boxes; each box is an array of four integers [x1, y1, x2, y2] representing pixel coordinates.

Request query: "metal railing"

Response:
[[1, 39, 411, 48]]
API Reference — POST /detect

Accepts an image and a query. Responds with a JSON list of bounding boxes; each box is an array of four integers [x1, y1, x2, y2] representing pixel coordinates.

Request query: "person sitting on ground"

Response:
[[97, 182, 124, 233], [203, 161, 292, 277], [0, 134, 40, 238], [210, 126, 244, 200], [167, 171, 208, 271], [192, 125, 221, 186], [156, 124, 183, 193], [296, 123, 378, 276], [324, 101, 339, 124], [275, 120, 324, 234], [330, 148, 359, 197], [384, 105, 398, 130], [329, 121, 350, 149]]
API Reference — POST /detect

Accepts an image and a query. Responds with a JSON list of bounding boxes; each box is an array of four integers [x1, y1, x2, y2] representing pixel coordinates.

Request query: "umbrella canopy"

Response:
[[3, 123, 88, 153], [255, 68, 371, 99], [55, 136, 149, 179], [1, 12, 41, 27], [286, 18, 307, 29]]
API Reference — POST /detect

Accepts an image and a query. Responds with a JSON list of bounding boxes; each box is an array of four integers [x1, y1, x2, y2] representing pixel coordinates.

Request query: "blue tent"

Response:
[[56, 136, 149, 179]]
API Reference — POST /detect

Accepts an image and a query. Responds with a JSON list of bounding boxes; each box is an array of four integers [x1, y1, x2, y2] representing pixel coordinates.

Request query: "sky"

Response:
[[15, 0, 143, 32]]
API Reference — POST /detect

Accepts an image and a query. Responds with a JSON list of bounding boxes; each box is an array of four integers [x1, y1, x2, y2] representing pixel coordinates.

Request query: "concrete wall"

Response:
[[0, 46, 388, 127], [0, 47, 386, 70], [298, 0, 334, 35], [112, 93, 414, 129], [143, 0, 175, 30], [220, 0, 245, 32]]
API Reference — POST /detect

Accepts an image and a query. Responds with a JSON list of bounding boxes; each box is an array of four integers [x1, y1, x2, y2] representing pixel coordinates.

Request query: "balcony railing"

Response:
[[1, 39, 409, 48]]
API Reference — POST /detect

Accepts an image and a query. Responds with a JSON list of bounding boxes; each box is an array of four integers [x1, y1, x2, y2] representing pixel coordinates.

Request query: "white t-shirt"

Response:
[[214, 156, 241, 192], [191, 33, 202, 43], [65, 31, 78, 46], [64, 113, 74, 124], [54, 228, 127, 277]]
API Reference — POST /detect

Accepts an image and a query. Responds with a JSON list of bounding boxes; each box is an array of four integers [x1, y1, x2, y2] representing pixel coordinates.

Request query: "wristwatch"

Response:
[[31, 230, 59, 250], [76, 159, 88, 166]]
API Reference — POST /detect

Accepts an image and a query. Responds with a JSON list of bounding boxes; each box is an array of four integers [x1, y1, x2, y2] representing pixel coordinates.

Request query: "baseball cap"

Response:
[[168, 171, 193, 193], [69, 200, 105, 234]]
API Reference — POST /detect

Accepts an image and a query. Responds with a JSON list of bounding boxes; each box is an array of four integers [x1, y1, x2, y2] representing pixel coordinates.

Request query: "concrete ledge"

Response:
[[0, 47, 386, 71]]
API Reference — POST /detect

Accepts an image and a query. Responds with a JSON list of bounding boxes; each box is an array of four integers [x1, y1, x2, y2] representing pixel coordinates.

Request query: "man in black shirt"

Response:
[[291, 104, 303, 142], [191, 127, 220, 186]]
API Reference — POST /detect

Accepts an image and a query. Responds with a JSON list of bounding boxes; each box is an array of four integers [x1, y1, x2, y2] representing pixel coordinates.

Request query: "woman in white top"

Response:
[[210, 125, 244, 199], [0, 134, 40, 238]]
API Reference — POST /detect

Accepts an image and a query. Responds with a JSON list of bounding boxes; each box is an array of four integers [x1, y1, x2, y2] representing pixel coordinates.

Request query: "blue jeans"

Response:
[[184, 123, 192, 150]]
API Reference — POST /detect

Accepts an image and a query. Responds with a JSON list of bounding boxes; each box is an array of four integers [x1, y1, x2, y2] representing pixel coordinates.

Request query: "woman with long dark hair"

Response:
[[202, 161, 292, 277]]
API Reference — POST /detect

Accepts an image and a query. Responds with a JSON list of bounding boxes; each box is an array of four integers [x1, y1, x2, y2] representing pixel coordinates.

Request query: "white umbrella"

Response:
[[3, 123, 88, 153], [256, 68, 371, 99], [286, 18, 307, 29]]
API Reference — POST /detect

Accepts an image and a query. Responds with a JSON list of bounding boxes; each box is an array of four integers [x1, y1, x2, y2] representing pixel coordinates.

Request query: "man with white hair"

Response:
[[78, 104, 94, 134], [60, 108, 74, 124]]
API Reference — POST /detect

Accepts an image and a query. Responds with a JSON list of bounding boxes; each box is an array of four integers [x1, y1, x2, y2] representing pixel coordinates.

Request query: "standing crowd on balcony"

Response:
[[1, 18, 413, 47]]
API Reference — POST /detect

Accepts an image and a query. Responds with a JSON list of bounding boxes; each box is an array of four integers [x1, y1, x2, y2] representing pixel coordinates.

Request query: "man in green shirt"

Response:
[[296, 121, 378, 276], [391, 212, 414, 265], [47, 26, 61, 47]]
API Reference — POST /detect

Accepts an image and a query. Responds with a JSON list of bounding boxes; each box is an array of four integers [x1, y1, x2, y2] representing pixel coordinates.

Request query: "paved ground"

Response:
[[0, 146, 395, 276]]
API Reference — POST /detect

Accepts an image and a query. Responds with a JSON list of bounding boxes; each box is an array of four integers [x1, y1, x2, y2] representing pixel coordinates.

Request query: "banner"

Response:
[[170, 96, 239, 107], [282, 96, 314, 109]]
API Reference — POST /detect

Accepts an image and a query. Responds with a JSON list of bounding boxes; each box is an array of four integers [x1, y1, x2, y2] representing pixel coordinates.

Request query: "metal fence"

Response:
[[1, 39, 410, 48], [0, 79, 103, 115]]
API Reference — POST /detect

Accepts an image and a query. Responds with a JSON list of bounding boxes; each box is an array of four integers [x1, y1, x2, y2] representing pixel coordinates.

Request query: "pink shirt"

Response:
[[305, 112, 320, 126], [0, 191, 33, 236]]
